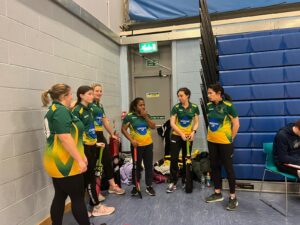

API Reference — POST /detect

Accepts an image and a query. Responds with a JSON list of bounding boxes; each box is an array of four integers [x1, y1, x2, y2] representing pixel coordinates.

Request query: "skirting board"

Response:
[[38, 202, 71, 225]]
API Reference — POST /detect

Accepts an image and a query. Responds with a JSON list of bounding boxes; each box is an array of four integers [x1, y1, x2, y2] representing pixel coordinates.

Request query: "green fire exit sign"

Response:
[[139, 42, 158, 53]]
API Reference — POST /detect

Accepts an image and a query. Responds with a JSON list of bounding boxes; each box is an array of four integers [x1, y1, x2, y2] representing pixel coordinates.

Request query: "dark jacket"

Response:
[[273, 123, 300, 165]]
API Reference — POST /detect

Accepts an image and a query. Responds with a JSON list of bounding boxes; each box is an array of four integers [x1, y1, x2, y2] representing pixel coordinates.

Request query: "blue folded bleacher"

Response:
[[233, 149, 252, 164], [251, 149, 266, 164], [239, 116, 300, 132], [286, 99, 300, 115], [251, 100, 285, 116], [233, 149, 266, 164], [218, 32, 300, 55], [217, 27, 300, 180], [219, 49, 300, 70], [224, 82, 300, 101], [217, 27, 300, 41], [239, 117, 283, 132], [234, 100, 300, 117], [233, 164, 252, 179], [234, 133, 276, 148], [220, 66, 300, 86]]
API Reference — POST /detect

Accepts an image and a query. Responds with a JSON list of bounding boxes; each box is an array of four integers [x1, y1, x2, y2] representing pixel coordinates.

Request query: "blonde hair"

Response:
[[41, 83, 71, 107], [91, 83, 102, 90]]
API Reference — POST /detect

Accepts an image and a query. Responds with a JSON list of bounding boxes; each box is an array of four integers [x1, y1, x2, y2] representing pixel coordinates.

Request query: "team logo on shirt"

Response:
[[209, 118, 220, 132], [136, 125, 147, 135], [88, 123, 97, 139], [179, 116, 191, 127], [96, 112, 103, 126]]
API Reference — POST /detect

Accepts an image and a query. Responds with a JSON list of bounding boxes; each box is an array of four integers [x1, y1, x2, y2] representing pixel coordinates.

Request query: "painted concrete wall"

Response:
[[0, 0, 121, 224], [172, 39, 208, 151]]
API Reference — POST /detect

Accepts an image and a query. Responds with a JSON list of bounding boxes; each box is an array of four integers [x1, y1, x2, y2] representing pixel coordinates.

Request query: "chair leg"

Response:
[[285, 177, 288, 217], [259, 169, 266, 198], [260, 170, 287, 216]]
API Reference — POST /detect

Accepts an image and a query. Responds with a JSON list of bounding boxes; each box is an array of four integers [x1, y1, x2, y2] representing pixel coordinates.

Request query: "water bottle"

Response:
[[200, 175, 205, 189], [206, 172, 211, 187]]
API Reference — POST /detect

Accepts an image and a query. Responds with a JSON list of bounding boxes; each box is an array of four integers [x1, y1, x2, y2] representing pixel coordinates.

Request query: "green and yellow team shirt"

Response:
[[207, 100, 238, 144], [43, 101, 85, 178], [171, 102, 200, 136], [123, 112, 153, 146], [72, 103, 97, 146], [90, 102, 106, 132]]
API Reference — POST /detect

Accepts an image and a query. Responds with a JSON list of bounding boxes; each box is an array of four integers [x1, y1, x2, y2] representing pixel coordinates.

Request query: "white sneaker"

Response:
[[108, 184, 125, 195], [92, 204, 115, 217], [166, 183, 176, 193]]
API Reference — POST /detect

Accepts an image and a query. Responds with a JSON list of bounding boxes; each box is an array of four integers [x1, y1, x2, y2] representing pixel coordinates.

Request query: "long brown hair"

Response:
[[41, 83, 71, 107]]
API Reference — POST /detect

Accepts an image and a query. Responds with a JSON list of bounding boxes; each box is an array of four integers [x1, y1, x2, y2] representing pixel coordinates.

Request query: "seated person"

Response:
[[273, 119, 300, 177]]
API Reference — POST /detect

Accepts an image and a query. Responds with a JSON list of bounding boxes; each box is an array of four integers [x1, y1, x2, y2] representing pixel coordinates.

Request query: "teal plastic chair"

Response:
[[259, 142, 298, 216]]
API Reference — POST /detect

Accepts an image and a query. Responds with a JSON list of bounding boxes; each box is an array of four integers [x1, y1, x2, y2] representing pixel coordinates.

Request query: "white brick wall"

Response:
[[0, 0, 121, 224]]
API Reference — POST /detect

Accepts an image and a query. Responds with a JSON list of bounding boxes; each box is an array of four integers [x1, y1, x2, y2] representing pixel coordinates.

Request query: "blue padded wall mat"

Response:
[[224, 82, 300, 101], [220, 66, 300, 86], [218, 32, 300, 55], [219, 49, 300, 70]]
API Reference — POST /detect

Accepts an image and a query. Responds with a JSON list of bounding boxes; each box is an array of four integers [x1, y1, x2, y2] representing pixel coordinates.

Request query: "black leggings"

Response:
[[84, 144, 100, 207], [131, 144, 153, 187], [276, 162, 299, 177], [208, 141, 236, 194], [96, 131, 114, 180], [170, 134, 193, 184], [51, 174, 90, 225]]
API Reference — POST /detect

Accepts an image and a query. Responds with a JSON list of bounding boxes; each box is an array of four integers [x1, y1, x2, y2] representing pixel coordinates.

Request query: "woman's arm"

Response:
[[121, 123, 138, 147], [103, 117, 118, 139], [144, 115, 156, 129], [188, 115, 199, 141], [230, 116, 240, 141], [57, 134, 87, 173]]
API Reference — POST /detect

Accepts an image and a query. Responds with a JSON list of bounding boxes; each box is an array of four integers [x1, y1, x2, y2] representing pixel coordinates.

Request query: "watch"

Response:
[[193, 130, 197, 133]]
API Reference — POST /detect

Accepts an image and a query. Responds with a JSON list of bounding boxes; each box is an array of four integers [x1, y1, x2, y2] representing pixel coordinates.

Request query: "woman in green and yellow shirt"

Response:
[[121, 97, 156, 196], [91, 83, 125, 196], [166, 87, 199, 193], [72, 85, 115, 217], [204, 83, 240, 211], [42, 83, 89, 225]]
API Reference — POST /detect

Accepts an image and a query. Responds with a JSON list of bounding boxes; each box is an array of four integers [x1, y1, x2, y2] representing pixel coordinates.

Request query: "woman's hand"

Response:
[[83, 155, 88, 165], [78, 159, 87, 173], [111, 134, 118, 140], [139, 109, 148, 119], [187, 131, 195, 141], [180, 133, 187, 141], [131, 140, 139, 148], [96, 142, 105, 148]]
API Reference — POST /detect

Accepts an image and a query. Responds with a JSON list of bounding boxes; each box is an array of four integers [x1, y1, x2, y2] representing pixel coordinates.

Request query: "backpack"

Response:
[[153, 170, 167, 184]]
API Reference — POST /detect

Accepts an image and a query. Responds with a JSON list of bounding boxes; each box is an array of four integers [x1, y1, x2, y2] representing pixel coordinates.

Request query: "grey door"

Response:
[[134, 76, 171, 125]]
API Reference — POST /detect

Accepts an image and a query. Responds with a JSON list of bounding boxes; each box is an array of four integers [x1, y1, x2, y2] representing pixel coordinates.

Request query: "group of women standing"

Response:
[[41, 82, 240, 225], [42, 84, 125, 225], [120, 84, 240, 211]]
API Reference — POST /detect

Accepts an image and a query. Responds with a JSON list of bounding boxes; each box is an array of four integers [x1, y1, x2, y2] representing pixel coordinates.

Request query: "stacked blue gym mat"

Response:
[[217, 28, 300, 180]]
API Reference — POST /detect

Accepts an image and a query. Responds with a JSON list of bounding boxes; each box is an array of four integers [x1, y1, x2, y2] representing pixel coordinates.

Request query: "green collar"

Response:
[[78, 102, 90, 109], [179, 101, 192, 110], [52, 100, 62, 106], [212, 100, 224, 106]]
